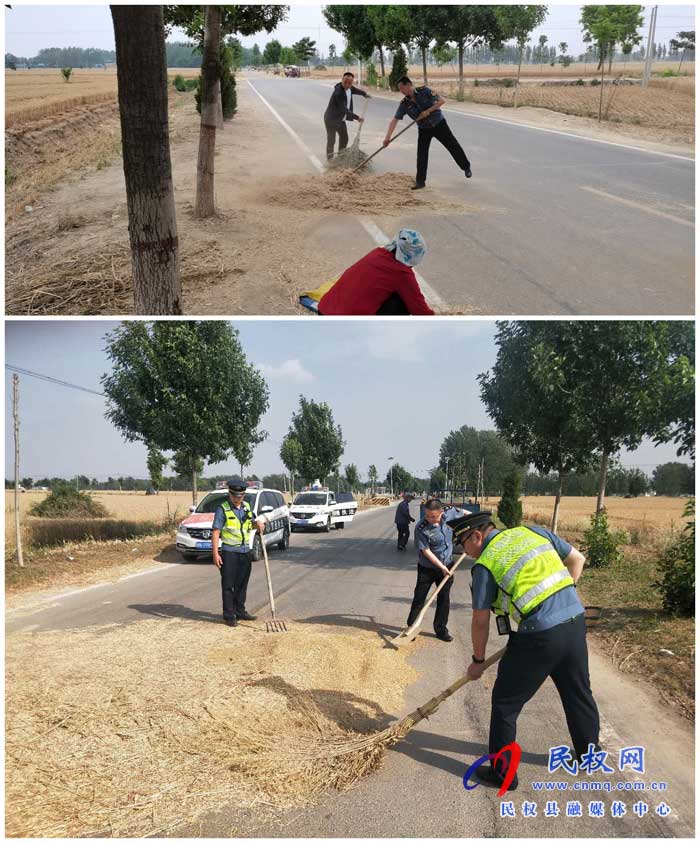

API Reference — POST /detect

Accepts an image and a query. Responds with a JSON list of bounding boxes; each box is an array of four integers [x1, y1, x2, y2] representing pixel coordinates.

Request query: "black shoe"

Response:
[[476, 765, 519, 791], [435, 631, 453, 642], [237, 611, 257, 621], [224, 617, 238, 627], [465, 166, 472, 178], [411, 182, 425, 190]]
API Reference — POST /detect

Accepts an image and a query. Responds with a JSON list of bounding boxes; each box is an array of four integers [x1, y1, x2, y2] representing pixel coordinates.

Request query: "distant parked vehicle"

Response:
[[284, 65, 300, 77]]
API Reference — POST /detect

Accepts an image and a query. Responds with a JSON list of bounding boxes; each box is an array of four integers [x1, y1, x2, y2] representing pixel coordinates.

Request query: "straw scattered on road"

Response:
[[6, 618, 417, 837]]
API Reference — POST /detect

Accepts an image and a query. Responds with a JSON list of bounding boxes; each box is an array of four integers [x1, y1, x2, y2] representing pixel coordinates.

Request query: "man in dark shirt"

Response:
[[394, 492, 415, 551], [383, 76, 471, 190], [323, 71, 371, 161]]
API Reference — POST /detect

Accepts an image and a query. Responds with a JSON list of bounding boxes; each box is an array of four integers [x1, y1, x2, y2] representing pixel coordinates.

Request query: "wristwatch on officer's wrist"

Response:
[[472, 655, 485, 664]]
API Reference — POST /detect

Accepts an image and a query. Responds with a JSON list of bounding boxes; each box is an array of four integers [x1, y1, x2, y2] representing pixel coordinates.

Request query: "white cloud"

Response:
[[258, 358, 315, 383], [366, 322, 489, 362]]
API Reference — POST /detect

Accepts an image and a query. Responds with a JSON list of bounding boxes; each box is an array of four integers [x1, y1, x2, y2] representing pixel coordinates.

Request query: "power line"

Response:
[[5, 364, 105, 398]]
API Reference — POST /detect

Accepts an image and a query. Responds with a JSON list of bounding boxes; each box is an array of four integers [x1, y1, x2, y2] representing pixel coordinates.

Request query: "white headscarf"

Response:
[[383, 228, 427, 267]]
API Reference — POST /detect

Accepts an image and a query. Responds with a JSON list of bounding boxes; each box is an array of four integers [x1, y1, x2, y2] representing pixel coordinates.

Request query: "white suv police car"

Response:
[[176, 484, 290, 561]]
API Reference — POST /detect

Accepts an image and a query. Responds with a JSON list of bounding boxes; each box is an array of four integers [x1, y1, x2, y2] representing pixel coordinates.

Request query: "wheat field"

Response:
[[5, 489, 195, 522]]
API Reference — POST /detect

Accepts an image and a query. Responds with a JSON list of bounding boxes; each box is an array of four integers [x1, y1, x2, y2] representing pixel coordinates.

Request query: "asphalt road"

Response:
[[246, 75, 694, 315], [7, 504, 694, 838]]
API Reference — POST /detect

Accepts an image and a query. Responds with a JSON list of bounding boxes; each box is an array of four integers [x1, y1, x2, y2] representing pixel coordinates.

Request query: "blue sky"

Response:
[[4, 320, 688, 482], [5, 4, 695, 58]]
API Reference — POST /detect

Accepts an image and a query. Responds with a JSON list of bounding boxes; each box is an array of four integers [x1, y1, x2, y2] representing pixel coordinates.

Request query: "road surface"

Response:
[[7, 504, 694, 837], [245, 75, 694, 315]]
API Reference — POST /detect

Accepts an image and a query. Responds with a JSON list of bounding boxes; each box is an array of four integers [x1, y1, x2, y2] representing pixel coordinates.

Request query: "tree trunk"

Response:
[[677, 48, 685, 74], [598, 53, 605, 121], [194, 5, 223, 219], [596, 451, 610, 514], [551, 471, 564, 533], [111, 6, 182, 315], [515, 44, 524, 107], [379, 45, 386, 78], [192, 464, 198, 507], [421, 45, 428, 86], [458, 43, 464, 97]]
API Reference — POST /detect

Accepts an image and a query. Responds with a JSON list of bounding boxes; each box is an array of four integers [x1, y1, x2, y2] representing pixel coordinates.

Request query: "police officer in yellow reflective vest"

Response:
[[448, 510, 600, 792], [211, 477, 267, 627]]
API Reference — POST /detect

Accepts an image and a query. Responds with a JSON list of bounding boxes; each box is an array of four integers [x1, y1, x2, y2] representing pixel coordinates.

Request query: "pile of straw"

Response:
[[6, 619, 418, 837]]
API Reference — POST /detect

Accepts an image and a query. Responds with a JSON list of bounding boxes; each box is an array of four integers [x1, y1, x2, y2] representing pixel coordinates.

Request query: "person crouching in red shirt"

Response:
[[318, 228, 435, 316]]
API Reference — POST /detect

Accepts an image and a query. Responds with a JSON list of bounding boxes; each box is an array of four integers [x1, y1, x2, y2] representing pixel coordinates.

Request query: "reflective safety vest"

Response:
[[476, 526, 574, 622], [220, 499, 254, 547]]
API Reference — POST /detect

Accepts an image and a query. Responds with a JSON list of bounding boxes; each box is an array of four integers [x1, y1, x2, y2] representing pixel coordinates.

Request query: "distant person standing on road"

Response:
[[394, 492, 415, 551], [383, 76, 471, 190], [323, 71, 371, 161], [211, 477, 267, 628]]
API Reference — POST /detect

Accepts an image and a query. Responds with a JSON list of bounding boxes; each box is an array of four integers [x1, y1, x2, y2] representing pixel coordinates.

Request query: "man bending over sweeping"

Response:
[[318, 228, 434, 315], [324, 71, 371, 161], [383, 76, 472, 191]]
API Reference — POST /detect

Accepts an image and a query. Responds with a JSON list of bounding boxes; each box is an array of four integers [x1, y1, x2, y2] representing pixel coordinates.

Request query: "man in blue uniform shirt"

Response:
[[449, 510, 600, 792], [407, 498, 467, 641], [383, 76, 472, 190], [394, 491, 415, 551]]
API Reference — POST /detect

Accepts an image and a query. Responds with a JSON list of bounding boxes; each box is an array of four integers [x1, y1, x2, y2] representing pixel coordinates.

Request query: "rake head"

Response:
[[266, 618, 288, 633]]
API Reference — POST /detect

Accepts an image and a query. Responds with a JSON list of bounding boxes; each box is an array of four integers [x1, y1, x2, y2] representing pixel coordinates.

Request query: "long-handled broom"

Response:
[[351, 117, 419, 174], [260, 528, 288, 633], [287, 646, 506, 778], [393, 553, 468, 646]]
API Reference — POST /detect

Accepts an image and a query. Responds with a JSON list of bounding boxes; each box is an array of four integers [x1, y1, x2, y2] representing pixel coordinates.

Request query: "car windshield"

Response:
[[293, 493, 327, 506], [196, 493, 255, 513]]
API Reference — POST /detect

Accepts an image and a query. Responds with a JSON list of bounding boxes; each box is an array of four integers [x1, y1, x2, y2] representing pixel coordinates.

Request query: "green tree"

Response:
[[283, 397, 344, 485], [652, 462, 695, 497], [494, 5, 548, 97], [653, 499, 694, 617], [538, 34, 548, 70], [146, 445, 168, 492], [435, 5, 503, 96], [670, 31, 694, 73], [367, 464, 378, 495], [558, 41, 572, 68], [102, 322, 269, 504], [325, 6, 389, 76], [626, 468, 649, 497], [386, 463, 414, 495], [251, 43, 262, 65], [263, 38, 283, 64], [328, 43, 337, 65], [497, 466, 523, 528], [438, 426, 515, 497], [61, 66, 73, 82], [388, 46, 408, 91], [581, 5, 643, 118], [292, 36, 316, 64], [279, 46, 299, 65], [280, 436, 303, 494], [172, 450, 205, 490], [479, 322, 597, 531], [344, 463, 360, 491], [432, 44, 456, 68]]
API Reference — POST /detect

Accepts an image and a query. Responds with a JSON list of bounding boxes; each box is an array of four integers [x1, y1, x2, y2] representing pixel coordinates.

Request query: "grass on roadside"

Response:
[[561, 529, 695, 723]]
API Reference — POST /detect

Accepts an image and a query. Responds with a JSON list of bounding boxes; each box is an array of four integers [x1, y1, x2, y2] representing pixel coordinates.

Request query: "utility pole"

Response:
[[444, 455, 450, 493], [388, 456, 394, 498], [642, 5, 658, 88], [13, 374, 24, 568]]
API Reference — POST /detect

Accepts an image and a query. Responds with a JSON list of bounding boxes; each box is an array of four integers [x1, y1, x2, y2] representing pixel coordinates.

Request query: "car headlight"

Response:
[[178, 522, 188, 532]]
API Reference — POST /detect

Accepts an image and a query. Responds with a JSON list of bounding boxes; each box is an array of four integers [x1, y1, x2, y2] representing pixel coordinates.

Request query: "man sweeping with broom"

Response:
[[449, 510, 601, 792], [324, 71, 371, 162]]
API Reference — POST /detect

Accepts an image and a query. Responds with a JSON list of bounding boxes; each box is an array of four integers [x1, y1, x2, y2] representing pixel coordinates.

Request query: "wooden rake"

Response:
[[260, 529, 288, 633], [393, 552, 468, 646]]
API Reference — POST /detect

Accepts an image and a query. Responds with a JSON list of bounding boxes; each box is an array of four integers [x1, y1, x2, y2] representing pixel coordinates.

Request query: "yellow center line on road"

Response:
[[580, 186, 695, 228], [245, 78, 447, 313]]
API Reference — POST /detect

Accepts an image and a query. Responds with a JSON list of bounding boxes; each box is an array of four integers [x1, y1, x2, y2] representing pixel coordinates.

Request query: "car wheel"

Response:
[[278, 525, 290, 551], [324, 516, 332, 532], [252, 533, 263, 561]]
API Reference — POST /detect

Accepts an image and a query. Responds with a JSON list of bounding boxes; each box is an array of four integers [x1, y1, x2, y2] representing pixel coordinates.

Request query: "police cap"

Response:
[[227, 476, 247, 493], [447, 510, 495, 543]]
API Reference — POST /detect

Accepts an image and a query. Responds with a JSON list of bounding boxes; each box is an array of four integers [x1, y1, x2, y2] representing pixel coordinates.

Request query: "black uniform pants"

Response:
[[396, 524, 411, 549], [407, 563, 453, 634], [219, 547, 253, 620], [416, 119, 470, 185], [489, 613, 600, 770], [325, 118, 349, 159]]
